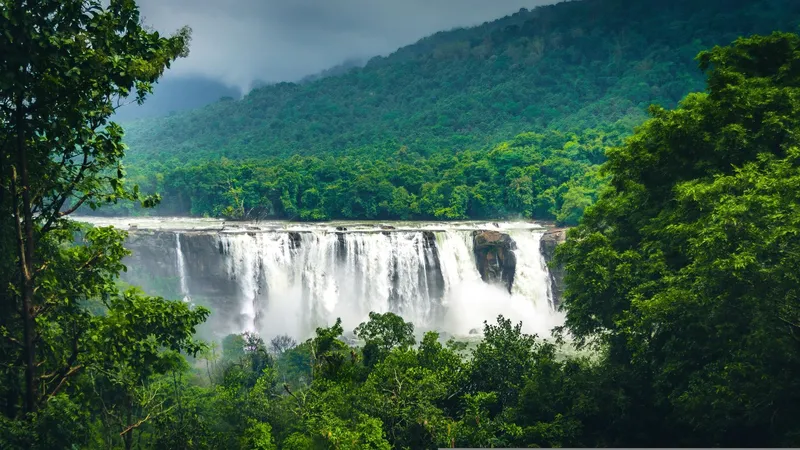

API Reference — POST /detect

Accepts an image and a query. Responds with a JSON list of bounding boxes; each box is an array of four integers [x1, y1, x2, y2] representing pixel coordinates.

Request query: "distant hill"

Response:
[[298, 58, 366, 84], [122, 0, 800, 169], [112, 76, 241, 122]]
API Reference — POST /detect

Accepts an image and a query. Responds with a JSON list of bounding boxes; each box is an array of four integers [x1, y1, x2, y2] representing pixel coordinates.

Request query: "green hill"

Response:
[[123, 0, 799, 166], [110, 0, 800, 223]]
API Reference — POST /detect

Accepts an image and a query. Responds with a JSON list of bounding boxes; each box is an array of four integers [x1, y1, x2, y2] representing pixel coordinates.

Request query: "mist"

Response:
[[115, 0, 558, 121]]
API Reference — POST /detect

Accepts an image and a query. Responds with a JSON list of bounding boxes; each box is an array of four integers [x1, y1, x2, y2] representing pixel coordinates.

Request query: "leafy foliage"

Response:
[[105, 0, 800, 224], [103, 128, 617, 225], [555, 31, 800, 446]]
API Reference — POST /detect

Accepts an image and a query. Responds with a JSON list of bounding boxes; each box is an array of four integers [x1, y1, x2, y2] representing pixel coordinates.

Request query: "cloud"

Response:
[[135, 0, 558, 92]]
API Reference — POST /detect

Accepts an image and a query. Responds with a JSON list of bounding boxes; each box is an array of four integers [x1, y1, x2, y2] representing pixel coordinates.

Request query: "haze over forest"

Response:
[[114, 0, 556, 121]]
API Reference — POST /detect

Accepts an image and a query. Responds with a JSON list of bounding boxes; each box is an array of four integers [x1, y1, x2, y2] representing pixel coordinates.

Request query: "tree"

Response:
[[556, 32, 800, 446], [354, 312, 416, 367], [270, 335, 298, 356], [0, 0, 198, 442]]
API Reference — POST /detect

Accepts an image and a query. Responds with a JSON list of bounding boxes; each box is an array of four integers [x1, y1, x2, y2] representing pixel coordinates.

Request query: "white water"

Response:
[[217, 228, 561, 339], [435, 230, 562, 336], [75, 217, 563, 340], [175, 233, 191, 303]]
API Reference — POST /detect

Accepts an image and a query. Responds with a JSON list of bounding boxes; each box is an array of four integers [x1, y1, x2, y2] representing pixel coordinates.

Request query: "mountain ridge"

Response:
[[122, 0, 799, 168]]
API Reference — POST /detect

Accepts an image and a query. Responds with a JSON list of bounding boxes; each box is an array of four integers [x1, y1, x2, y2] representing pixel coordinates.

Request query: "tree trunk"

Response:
[[14, 93, 36, 414]]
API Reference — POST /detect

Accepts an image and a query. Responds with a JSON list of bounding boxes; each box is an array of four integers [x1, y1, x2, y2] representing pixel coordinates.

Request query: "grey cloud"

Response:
[[135, 0, 557, 92]]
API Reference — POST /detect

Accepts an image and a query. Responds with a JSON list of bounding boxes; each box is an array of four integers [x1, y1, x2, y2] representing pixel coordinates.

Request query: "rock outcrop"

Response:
[[539, 228, 568, 308], [472, 230, 517, 293], [123, 231, 241, 324]]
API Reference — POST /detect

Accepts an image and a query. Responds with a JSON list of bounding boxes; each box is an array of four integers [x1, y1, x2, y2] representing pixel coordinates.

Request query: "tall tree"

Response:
[[556, 32, 800, 446], [0, 0, 192, 419]]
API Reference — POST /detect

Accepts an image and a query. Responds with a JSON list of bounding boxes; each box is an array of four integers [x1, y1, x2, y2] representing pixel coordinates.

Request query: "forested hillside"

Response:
[[116, 128, 615, 223], [108, 0, 800, 223], [5, 7, 800, 443], [122, 0, 799, 165]]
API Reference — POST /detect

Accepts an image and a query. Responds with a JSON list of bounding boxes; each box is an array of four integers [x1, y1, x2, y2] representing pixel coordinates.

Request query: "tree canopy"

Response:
[[555, 31, 800, 446], [0, 0, 207, 447]]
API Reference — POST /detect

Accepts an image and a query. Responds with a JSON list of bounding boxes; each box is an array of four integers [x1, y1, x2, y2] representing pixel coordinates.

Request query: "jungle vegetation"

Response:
[[1, 0, 800, 448], [98, 0, 800, 224]]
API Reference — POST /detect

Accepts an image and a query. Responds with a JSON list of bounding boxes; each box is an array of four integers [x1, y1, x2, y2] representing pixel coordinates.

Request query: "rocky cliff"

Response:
[[472, 230, 517, 293], [539, 228, 568, 308]]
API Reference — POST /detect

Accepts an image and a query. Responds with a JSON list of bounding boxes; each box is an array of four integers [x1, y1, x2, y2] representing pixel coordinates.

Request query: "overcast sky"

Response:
[[135, 0, 558, 92]]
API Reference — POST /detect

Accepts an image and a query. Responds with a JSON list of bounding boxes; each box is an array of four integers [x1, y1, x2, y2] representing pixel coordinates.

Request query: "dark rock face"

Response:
[[421, 231, 446, 304], [288, 232, 302, 249], [540, 229, 567, 308], [123, 231, 241, 327], [421, 231, 437, 249], [472, 230, 517, 293], [123, 231, 179, 283]]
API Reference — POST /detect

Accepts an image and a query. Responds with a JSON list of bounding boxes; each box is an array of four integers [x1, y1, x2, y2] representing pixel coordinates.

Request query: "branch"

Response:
[[778, 315, 800, 329], [2, 334, 23, 348], [41, 326, 83, 400], [283, 383, 307, 417], [58, 194, 89, 217], [46, 364, 82, 400], [40, 151, 90, 234], [120, 413, 151, 436]]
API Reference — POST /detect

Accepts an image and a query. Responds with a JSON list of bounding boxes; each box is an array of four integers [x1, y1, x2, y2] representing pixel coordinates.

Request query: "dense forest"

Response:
[[121, 0, 798, 162], [3, 0, 800, 449], [112, 127, 618, 225], [105, 0, 800, 223]]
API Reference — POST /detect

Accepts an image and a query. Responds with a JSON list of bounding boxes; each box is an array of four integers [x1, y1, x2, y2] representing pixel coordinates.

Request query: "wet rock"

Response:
[[421, 231, 446, 303], [421, 231, 437, 249], [540, 229, 568, 308], [288, 232, 302, 249], [380, 225, 396, 230], [336, 232, 347, 261], [469, 328, 480, 335], [335, 226, 347, 232], [472, 230, 517, 293], [122, 232, 240, 314]]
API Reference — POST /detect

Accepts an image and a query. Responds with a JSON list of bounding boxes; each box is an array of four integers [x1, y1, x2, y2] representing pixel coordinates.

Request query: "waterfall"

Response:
[[217, 231, 444, 338], [175, 233, 191, 303], [508, 231, 553, 308], [433, 229, 560, 336], [72, 216, 564, 340], [213, 227, 561, 339]]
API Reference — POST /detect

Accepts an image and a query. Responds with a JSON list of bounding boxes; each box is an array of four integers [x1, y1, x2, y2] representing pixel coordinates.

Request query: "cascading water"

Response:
[[74, 217, 564, 340], [215, 227, 561, 339], [508, 231, 553, 308], [175, 233, 191, 303], [217, 231, 445, 338], [434, 230, 561, 336]]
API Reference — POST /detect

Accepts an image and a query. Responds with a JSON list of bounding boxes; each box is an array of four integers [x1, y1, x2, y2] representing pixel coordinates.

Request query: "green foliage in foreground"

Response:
[[556, 31, 800, 446], [108, 127, 617, 225]]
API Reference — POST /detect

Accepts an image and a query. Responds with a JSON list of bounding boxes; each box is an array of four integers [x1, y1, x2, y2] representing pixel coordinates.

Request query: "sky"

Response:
[[135, 0, 558, 92]]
